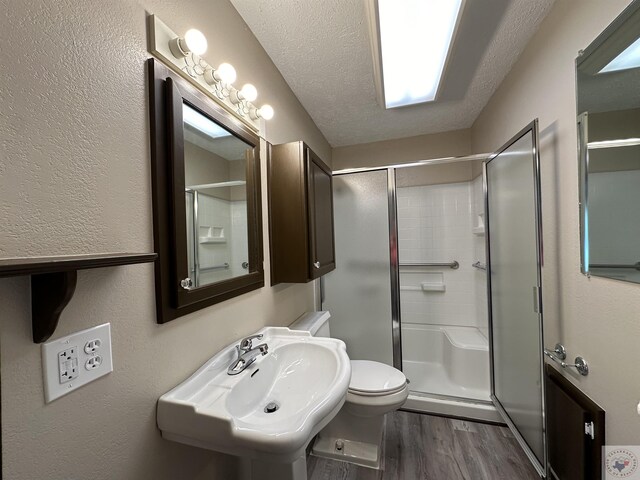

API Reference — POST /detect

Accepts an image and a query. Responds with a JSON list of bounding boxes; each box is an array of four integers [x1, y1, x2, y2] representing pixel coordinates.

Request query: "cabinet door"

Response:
[[307, 149, 336, 278], [546, 365, 604, 480]]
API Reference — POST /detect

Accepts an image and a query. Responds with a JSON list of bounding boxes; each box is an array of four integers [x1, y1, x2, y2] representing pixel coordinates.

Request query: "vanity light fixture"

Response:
[[367, 0, 465, 108], [230, 83, 258, 105], [169, 28, 208, 58], [216, 63, 237, 85], [240, 84, 258, 102], [203, 63, 237, 86], [203, 63, 237, 101], [250, 104, 274, 121], [150, 16, 274, 122]]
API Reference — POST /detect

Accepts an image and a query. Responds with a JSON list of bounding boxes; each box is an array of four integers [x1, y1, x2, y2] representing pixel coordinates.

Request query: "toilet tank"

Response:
[[289, 311, 331, 337]]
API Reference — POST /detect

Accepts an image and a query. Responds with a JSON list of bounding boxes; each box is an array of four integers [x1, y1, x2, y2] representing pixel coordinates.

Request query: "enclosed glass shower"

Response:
[[322, 158, 492, 414], [322, 122, 547, 476]]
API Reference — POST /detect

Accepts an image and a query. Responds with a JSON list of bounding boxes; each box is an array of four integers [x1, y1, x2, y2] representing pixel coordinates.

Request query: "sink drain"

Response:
[[264, 402, 279, 413]]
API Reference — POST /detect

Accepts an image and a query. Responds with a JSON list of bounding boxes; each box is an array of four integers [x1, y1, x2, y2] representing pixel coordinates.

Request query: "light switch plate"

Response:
[[41, 323, 113, 403]]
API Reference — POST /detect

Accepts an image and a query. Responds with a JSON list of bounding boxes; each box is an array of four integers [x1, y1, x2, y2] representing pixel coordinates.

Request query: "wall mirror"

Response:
[[148, 59, 264, 323], [577, 1, 640, 284]]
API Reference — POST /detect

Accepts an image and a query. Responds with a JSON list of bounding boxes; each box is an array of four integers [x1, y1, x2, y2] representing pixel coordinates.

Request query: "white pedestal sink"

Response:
[[157, 327, 351, 480]]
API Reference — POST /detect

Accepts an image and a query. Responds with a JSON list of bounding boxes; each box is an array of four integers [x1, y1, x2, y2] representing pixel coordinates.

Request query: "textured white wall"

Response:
[[471, 0, 640, 444], [0, 0, 330, 478], [332, 129, 472, 170]]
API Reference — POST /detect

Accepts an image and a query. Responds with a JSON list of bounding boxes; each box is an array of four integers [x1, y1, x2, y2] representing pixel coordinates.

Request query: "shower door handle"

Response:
[[532, 286, 541, 313]]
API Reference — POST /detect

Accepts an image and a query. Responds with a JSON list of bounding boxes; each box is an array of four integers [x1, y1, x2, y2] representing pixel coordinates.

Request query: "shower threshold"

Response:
[[402, 391, 501, 423]]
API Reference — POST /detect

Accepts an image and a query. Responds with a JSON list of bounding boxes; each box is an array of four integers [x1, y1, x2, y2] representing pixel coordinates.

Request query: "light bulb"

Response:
[[240, 84, 258, 102], [215, 63, 237, 85], [259, 104, 274, 120], [184, 29, 207, 56]]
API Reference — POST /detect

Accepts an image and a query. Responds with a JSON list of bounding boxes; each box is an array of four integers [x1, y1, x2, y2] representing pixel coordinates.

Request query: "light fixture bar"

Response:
[[599, 36, 640, 73], [376, 0, 464, 108], [148, 16, 274, 130]]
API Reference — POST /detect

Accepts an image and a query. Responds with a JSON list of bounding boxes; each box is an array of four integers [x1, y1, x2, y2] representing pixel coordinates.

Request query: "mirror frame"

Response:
[[576, 0, 640, 278], [148, 59, 264, 324]]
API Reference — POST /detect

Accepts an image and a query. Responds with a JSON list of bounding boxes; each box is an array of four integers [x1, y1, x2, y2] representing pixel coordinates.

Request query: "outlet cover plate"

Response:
[[41, 323, 113, 403]]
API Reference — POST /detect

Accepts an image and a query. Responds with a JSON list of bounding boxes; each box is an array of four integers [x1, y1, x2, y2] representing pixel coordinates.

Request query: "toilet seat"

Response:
[[348, 360, 407, 396]]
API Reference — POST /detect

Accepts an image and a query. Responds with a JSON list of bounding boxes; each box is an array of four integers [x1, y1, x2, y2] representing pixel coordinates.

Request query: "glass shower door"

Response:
[[322, 170, 395, 366], [485, 120, 547, 477]]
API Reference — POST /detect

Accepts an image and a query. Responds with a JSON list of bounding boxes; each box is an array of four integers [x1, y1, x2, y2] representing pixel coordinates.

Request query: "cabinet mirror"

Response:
[[577, 1, 640, 284], [149, 59, 264, 323]]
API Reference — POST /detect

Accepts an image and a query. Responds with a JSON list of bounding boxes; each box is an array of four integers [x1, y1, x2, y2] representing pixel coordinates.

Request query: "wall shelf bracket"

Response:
[[31, 271, 78, 343], [0, 253, 157, 343]]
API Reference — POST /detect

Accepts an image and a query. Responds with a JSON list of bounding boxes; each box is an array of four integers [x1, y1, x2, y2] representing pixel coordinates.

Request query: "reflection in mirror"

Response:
[[577, 1, 640, 284], [182, 103, 251, 288]]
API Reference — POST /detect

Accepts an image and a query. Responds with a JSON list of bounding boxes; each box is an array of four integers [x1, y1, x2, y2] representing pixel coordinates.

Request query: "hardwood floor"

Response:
[[307, 411, 541, 480]]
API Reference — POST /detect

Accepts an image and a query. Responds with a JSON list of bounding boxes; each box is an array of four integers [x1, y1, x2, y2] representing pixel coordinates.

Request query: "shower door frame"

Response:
[[331, 152, 490, 375], [483, 119, 548, 478]]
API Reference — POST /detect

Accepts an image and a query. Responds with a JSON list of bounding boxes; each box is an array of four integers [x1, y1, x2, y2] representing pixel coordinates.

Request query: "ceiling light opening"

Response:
[[370, 0, 465, 109], [599, 35, 640, 73], [183, 104, 232, 138]]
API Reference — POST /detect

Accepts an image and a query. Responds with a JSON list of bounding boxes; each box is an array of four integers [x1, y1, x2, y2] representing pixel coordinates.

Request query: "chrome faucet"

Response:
[[227, 334, 268, 375]]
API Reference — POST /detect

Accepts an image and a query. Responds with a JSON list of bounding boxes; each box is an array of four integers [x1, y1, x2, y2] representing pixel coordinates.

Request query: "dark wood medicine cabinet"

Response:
[[268, 141, 335, 285], [148, 59, 264, 323]]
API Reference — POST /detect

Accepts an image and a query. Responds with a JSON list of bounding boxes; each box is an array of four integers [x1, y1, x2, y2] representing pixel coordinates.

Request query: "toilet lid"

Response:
[[349, 360, 407, 394]]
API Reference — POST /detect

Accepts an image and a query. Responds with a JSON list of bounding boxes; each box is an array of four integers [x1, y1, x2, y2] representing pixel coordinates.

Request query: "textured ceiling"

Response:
[[230, 0, 555, 147]]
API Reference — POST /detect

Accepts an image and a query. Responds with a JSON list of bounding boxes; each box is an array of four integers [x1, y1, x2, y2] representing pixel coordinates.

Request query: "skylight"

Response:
[[377, 0, 464, 108], [182, 104, 231, 138], [599, 35, 640, 73]]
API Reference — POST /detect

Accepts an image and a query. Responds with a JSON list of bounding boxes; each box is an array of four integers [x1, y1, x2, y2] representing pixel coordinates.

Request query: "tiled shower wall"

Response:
[[397, 178, 487, 334], [230, 201, 248, 277], [197, 195, 248, 283], [198, 193, 233, 285]]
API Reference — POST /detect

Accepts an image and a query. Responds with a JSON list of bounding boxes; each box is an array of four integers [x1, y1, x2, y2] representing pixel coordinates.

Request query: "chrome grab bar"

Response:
[[399, 261, 459, 270], [472, 261, 486, 271], [544, 343, 589, 376], [199, 262, 229, 272]]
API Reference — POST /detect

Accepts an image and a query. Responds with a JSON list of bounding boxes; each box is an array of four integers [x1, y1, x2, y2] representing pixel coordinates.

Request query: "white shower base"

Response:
[[401, 324, 491, 401], [401, 324, 497, 422], [403, 360, 489, 400]]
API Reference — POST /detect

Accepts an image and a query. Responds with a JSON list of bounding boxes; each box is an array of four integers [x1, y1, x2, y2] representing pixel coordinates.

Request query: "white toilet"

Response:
[[290, 311, 409, 469]]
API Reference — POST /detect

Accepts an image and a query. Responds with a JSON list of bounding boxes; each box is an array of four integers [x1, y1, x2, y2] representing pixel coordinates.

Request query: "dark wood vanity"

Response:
[[268, 141, 335, 285]]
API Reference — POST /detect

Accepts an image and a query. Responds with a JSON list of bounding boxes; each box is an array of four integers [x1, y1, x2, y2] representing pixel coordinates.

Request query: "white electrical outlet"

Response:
[[41, 323, 113, 403], [85, 355, 103, 370], [84, 339, 102, 354], [58, 346, 79, 383]]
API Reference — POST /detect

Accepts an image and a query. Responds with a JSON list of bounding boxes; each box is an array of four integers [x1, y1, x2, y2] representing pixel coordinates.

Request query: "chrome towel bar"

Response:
[[544, 343, 589, 376]]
